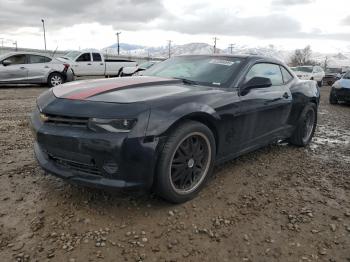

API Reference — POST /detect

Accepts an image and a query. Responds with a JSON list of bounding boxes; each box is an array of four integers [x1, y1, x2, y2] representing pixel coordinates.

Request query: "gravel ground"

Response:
[[0, 85, 349, 262]]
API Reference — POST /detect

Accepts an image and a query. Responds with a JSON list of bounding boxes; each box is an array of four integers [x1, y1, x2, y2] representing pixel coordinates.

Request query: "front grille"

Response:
[[43, 114, 88, 127], [48, 153, 101, 176]]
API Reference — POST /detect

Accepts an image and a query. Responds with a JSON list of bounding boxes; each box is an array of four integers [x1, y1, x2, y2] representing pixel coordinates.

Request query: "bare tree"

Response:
[[290, 45, 315, 66]]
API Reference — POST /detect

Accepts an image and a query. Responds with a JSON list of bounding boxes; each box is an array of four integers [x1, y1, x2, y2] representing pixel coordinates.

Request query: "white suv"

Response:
[[294, 65, 325, 87]]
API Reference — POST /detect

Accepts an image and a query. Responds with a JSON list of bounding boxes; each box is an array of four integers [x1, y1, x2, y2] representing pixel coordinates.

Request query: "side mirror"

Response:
[[2, 60, 11, 66], [243, 77, 272, 90], [241, 77, 272, 95]]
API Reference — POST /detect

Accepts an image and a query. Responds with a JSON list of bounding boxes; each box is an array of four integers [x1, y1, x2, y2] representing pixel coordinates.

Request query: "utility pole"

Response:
[[167, 40, 172, 58], [228, 44, 234, 54], [213, 37, 218, 54], [41, 19, 47, 51], [115, 32, 121, 55], [13, 41, 17, 51]]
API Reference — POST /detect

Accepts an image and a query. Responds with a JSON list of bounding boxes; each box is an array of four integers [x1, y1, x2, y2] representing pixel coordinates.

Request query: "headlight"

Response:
[[88, 118, 137, 133]]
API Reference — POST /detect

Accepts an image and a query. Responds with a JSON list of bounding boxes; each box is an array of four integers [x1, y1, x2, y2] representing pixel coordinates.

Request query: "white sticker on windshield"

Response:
[[209, 59, 235, 66], [212, 82, 221, 86]]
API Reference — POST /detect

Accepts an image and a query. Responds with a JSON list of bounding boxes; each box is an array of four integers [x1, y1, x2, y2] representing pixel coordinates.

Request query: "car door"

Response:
[[91, 53, 105, 75], [312, 66, 322, 82], [73, 52, 92, 76], [0, 54, 28, 83], [26, 54, 53, 83], [237, 62, 293, 150]]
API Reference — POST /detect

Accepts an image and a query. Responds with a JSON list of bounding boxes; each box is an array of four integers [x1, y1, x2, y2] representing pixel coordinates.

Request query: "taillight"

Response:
[[63, 63, 70, 71]]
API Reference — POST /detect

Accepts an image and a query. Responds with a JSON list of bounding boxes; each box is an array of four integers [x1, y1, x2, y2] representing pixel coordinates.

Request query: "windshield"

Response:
[[343, 72, 350, 79], [296, 66, 313, 73], [326, 68, 341, 74], [62, 51, 82, 60], [143, 56, 244, 87], [139, 61, 155, 69]]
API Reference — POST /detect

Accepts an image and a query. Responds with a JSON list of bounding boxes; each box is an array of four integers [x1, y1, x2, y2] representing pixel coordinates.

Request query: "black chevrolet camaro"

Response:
[[31, 55, 320, 203]]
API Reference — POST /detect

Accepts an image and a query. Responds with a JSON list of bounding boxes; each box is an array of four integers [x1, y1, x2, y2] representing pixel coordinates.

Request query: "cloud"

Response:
[[158, 12, 302, 38], [341, 15, 350, 25], [271, 0, 315, 5], [0, 0, 166, 31]]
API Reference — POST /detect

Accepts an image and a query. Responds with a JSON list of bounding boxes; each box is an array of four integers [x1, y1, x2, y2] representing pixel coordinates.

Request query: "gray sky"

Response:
[[1, 0, 350, 52]]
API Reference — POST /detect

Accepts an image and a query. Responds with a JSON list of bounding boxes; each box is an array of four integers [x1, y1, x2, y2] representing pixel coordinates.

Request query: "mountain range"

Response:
[[103, 43, 350, 68]]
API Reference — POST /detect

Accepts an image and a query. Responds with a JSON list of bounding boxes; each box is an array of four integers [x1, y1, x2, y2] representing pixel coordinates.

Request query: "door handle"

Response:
[[100, 63, 104, 65], [20, 67, 26, 70], [44, 66, 49, 68], [87, 63, 92, 65], [283, 92, 290, 99]]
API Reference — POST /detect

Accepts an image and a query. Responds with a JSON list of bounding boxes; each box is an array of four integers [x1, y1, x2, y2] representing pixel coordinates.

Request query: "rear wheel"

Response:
[[289, 104, 317, 147], [155, 121, 216, 203], [48, 73, 63, 87], [317, 80, 323, 87]]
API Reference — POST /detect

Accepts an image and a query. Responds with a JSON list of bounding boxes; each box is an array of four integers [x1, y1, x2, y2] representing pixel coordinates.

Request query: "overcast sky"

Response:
[[1, 0, 350, 53]]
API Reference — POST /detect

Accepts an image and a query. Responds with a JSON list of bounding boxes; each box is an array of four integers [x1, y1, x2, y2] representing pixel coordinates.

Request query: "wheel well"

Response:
[[164, 113, 220, 154], [48, 71, 63, 79]]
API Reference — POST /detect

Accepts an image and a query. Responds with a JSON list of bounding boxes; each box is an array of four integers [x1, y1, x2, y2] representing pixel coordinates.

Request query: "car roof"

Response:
[[2, 51, 52, 58], [175, 54, 284, 65]]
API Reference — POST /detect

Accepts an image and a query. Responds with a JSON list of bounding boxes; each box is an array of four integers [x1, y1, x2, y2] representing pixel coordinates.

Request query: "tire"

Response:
[[317, 80, 323, 87], [48, 72, 64, 87], [329, 92, 338, 104], [289, 103, 317, 147], [155, 120, 216, 203]]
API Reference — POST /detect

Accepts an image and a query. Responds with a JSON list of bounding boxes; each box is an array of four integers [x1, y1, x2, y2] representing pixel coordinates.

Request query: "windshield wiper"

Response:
[[174, 78, 199, 85]]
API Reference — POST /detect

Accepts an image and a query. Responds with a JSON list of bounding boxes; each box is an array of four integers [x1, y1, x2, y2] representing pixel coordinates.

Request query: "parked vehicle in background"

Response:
[[31, 54, 320, 203], [329, 71, 350, 104], [294, 65, 325, 87], [121, 61, 160, 76], [323, 67, 342, 86], [60, 51, 137, 77], [0, 52, 74, 87]]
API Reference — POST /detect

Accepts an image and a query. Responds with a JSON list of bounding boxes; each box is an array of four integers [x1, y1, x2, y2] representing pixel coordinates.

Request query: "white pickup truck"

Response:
[[59, 51, 137, 77]]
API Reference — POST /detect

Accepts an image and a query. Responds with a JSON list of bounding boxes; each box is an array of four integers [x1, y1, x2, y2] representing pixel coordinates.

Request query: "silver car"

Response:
[[0, 52, 74, 87]]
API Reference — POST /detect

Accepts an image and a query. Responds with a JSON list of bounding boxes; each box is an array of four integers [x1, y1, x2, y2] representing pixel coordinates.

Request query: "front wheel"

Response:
[[155, 121, 216, 203], [48, 73, 64, 87], [289, 103, 317, 147]]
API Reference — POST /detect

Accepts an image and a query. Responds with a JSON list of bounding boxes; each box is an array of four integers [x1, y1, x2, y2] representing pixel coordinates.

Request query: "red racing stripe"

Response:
[[65, 77, 172, 100]]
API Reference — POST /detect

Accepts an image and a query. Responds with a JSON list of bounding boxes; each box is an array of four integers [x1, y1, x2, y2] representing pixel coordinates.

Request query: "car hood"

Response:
[[53, 76, 214, 103], [335, 78, 350, 88]]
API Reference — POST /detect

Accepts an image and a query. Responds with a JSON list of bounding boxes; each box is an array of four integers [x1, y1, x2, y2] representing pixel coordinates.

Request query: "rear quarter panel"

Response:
[[288, 79, 319, 125]]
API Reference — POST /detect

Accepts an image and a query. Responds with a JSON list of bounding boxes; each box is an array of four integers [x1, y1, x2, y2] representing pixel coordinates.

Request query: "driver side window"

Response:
[[245, 63, 283, 86], [76, 53, 91, 62], [5, 55, 26, 65]]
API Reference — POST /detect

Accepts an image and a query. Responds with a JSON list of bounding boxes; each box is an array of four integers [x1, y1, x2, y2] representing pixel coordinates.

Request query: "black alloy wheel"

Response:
[[155, 121, 216, 203], [289, 103, 317, 147], [169, 132, 211, 194]]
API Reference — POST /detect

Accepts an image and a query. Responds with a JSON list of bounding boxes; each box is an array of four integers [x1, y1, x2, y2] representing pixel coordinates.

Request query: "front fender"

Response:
[[146, 102, 220, 136]]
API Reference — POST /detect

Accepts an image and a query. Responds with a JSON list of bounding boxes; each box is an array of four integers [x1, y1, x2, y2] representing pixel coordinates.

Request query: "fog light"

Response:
[[103, 161, 119, 174]]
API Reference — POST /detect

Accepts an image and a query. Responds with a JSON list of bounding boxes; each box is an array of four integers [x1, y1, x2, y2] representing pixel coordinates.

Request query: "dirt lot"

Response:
[[0, 85, 349, 262]]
